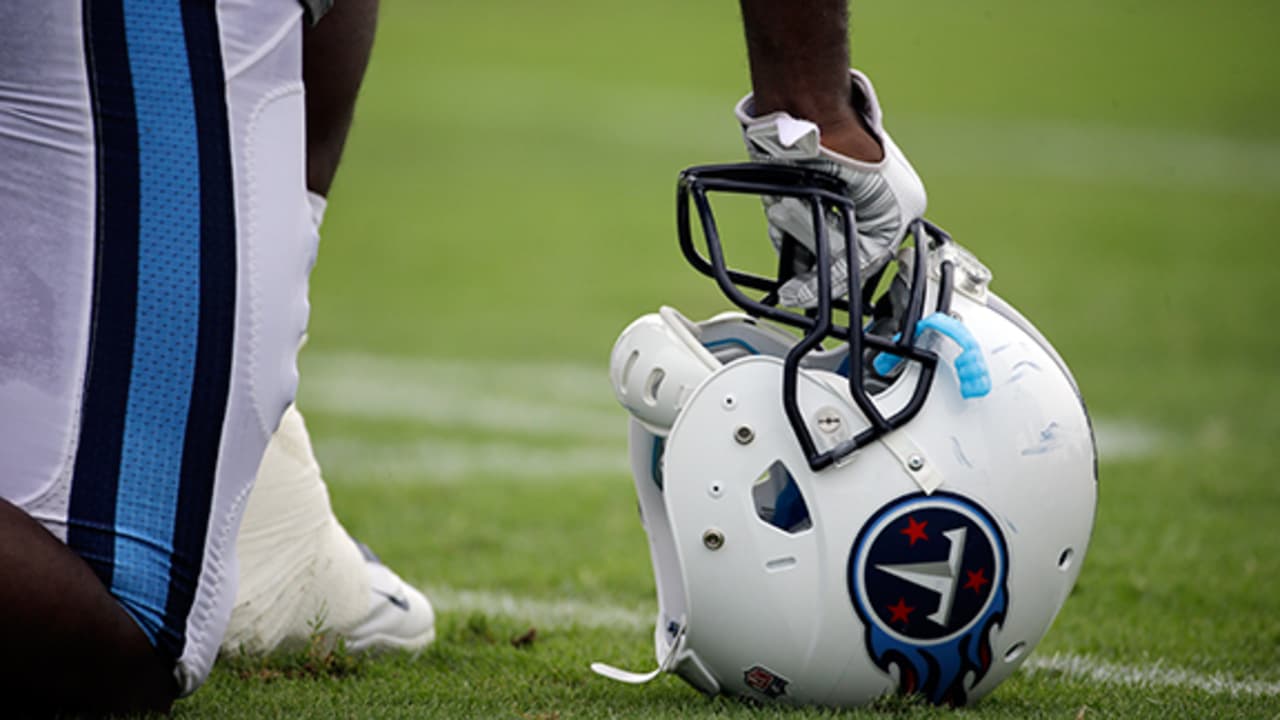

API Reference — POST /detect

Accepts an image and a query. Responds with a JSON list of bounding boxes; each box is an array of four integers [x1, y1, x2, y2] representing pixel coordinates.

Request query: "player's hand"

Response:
[[734, 70, 927, 308]]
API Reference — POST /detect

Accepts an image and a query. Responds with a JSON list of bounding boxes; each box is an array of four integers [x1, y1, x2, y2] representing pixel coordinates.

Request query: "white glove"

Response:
[[735, 69, 927, 308]]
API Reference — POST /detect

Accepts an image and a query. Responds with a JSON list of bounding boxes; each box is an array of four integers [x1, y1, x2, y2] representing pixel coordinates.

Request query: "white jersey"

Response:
[[0, 0, 316, 695]]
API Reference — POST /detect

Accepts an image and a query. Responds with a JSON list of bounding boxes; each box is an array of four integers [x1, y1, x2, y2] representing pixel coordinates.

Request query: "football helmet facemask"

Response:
[[595, 163, 1097, 708]]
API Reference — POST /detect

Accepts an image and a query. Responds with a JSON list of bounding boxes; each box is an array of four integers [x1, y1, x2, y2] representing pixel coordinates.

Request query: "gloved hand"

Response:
[[734, 69, 927, 308]]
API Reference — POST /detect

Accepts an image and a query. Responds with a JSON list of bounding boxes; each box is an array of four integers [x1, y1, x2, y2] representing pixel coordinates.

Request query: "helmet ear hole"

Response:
[[1003, 642, 1027, 663], [752, 461, 812, 534], [620, 350, 640, 387], [1057, 548, 1075, 571], [643, 368, 667, 406]]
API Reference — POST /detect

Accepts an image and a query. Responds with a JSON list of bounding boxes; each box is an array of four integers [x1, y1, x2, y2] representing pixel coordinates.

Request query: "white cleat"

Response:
[[223, 405, 435, 658], [342, 543, 436, 655]]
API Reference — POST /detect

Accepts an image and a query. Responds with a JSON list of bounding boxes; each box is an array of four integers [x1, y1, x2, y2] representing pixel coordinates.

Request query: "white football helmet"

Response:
[[594, 164, 1097, 708]]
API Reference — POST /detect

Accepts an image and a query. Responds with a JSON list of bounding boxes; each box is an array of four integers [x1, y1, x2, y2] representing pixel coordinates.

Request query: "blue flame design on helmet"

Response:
[[848, 492, 1009, 706]]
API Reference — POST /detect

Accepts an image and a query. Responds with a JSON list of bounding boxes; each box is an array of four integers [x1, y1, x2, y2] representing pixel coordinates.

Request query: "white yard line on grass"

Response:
[[300, 353, 621, 441], [303, 352, 1166, 480], [1022, 652, 1280, 699], [426, 585, 1280, 698], [429, 586, 651, 632], [316, 436, 628, 482], [1092, 418, 1165, 461]]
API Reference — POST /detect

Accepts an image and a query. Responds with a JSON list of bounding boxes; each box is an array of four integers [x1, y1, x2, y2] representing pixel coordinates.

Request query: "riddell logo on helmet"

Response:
[[847, 492, 1009, 706], [743, 665, 789, 698]]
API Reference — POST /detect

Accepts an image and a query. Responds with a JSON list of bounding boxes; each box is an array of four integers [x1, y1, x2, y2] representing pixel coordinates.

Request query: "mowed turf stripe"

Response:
[[302, 352, 1166, 477], [426, 585, 1280, 698], [416, 67, 1280, 194], [429, 586, 650, 631], [301, 353, 622, 441], [317, 436, 628, 482]]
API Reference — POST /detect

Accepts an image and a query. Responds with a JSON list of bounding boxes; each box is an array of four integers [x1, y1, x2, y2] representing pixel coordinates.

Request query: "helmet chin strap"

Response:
[[590, 619, 688, 685], [879, 426, 944, 494]]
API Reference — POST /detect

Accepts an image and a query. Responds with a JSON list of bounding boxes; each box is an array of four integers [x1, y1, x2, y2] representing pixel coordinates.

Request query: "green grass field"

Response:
[[182, 1, 1280, 717]]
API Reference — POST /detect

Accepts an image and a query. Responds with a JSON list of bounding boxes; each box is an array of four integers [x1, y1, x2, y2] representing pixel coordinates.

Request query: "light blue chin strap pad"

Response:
[[871, 313, 992, 399]]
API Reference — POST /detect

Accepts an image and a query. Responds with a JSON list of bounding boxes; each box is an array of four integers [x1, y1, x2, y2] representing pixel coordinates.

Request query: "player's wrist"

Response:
[[744, 85, 884, 163], [816, 114, 884, 163]]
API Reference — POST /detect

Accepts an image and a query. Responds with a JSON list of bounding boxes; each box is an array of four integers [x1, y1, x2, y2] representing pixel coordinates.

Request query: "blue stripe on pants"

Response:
[[111, 0, 202, 644], [164, 0, 238, 651], [77, 0, 240, 661]]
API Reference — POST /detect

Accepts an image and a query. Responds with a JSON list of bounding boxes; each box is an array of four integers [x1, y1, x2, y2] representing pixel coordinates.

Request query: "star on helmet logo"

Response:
[[886, 597, 915, 626], [899, 516, 928, 545]]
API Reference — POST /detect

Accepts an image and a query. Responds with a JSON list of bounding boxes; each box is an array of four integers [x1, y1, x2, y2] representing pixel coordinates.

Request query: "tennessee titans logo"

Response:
[[847, 492, 1009, 706]]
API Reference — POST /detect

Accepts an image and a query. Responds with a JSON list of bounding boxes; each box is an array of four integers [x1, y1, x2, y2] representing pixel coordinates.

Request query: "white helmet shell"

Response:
[[601, 288, 1097, 708]]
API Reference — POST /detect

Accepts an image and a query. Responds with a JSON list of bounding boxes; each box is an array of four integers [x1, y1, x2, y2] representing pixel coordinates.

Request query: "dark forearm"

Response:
[[303, 0, 379, 196], [738, 0, 881, 161], [738, 0, 851, 124]]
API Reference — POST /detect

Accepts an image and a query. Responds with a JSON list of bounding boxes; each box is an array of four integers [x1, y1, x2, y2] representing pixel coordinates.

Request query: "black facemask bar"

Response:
[[676, 163, 956, 471]]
